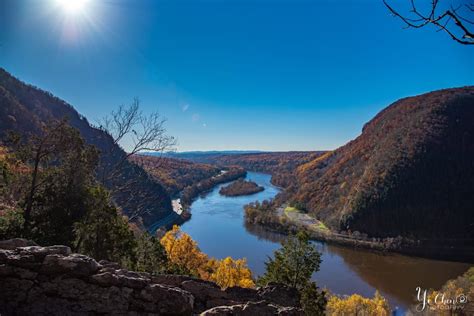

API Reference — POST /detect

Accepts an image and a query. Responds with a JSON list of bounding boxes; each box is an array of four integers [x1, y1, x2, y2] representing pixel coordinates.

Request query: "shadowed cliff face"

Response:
[[0, 239, 303, 315], [293, 87, 474, 239], [0, 68, 172, 228]]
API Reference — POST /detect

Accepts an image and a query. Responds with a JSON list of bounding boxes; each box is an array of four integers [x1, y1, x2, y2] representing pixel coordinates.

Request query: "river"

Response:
[[180, 172, 471, 314]]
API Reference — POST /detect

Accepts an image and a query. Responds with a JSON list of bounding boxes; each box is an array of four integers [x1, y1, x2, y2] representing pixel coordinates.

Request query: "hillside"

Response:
[[291, 87, 474, 240], [0, 68, 174, 229], [183, 151, 325, 188], [130, 155, 220, 196]]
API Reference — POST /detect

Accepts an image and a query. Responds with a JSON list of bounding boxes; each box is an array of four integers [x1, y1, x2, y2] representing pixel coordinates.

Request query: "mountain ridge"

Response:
[[0, 68, 175, 229], [292, 86, 474, 239]]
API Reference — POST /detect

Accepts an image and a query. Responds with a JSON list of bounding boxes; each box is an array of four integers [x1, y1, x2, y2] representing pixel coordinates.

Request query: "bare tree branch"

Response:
[[384, 0, 474, 45], [95, 99, 177, 222]]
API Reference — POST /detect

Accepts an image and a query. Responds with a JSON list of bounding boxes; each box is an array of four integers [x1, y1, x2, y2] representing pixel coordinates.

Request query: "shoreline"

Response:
[[155, 169, 473, 263], [245, 214, 474, 263], [148, 168, 247, 233]]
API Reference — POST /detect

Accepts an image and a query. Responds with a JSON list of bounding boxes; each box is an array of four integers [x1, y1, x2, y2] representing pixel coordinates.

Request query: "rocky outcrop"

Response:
[[0, 239, 303, 315], [201, 301, 302, 315]]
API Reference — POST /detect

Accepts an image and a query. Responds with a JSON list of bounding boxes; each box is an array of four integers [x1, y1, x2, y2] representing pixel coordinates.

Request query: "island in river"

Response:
[[180, 171, 471, 314], [219, 179, 264, 197]]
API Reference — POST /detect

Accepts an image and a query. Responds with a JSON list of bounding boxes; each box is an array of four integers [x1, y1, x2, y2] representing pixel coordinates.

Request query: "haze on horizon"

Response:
[[1, 0, 472, 152]]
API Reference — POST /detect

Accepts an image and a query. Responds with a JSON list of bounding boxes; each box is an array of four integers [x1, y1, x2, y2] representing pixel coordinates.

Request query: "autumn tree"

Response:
[[160, 225, 255, 289], [417, 267, 474, 315], [326, 291, 390, 316], [210, 257, 255, 289], [258, 231, 326, 315], [160, 225, 209, 277]]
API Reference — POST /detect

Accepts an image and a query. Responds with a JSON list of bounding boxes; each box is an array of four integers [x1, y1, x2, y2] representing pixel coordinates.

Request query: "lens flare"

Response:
[[56, 0, 90, 15]]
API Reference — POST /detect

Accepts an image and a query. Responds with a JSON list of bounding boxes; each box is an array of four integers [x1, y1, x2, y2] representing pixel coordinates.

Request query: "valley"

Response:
[[2, 0, 473, 313], [1, 68, 472, 315], [179, 171, 471, 314]]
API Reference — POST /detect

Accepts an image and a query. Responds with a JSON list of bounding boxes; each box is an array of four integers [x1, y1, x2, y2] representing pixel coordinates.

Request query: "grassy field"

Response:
[[283, 206, 330, 234]]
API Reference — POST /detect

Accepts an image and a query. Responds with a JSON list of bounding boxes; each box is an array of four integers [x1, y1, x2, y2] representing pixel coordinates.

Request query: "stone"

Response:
[[0, 238, 37, 250], [41, 253, 100, 276], [18, 245, 71, 259], [139, 284, 194, 314], [91, 271, 121, 286], [201, 301, 304, 315], [98, 259, 121, 269], [257, 283, 301, 307], [181, 279, 229, 312], [151, 274, 197, 287], [0, 240, 302, 315]]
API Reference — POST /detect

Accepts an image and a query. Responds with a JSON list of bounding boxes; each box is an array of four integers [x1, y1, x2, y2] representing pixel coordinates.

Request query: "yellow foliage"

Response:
[[160, 225, 209, 276], [0, 147, 6, 160], [426, 279, 472, 315], [210, 257, 255, 289], [160, 225, 255, 289], [327, 291, 390, 316]]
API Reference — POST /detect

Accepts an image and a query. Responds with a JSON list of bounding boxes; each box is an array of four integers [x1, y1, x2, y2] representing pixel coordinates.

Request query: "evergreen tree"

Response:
[[258, 231, 326, 315], [259, 231, 321, 289], [134, 233, 169, 274], [74, 186, 136, 266]]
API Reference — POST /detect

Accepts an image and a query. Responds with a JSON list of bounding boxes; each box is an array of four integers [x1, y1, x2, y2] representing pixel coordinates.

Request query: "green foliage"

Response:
[[0, 159, 9, 193], [258, 231, 326, 314], [74, 186, 137, 266], [259, 231, 321, 289], [133, 233, 169, 274], [4, 122, 154, 270], [22, 122, 100, 245], [289, 201, 307, 213], [300, 282, 327, 316], [0, 208, 24, 240]]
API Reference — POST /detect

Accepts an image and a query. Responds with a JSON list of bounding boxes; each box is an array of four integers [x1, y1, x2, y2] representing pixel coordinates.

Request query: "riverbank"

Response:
[[147, 167, 247, 233], [180, 172, 471, 312], [180, 167, 247, 207], [245, 203, 474, 263]]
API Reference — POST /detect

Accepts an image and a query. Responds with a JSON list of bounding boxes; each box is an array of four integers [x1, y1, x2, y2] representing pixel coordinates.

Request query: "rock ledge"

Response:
[[0, 239, 302, 315]]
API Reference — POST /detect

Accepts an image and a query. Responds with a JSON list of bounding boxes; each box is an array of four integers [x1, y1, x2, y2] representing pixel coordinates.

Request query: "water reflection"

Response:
[[182, 172, 471, 313]]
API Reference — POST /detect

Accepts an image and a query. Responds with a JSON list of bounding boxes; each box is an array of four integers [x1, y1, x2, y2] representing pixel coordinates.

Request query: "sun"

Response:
[[56, 0, 90, 15]]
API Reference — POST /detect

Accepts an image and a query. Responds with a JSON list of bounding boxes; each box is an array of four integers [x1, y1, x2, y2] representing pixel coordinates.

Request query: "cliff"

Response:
[[0, 239, 302, 315]]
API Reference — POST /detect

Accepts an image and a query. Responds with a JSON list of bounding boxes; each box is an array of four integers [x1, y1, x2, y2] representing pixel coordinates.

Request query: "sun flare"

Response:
[[56, 0, 90, 15]]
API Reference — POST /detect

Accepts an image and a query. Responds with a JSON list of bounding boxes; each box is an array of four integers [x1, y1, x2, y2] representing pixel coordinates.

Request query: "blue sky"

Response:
[[1, 0, 472, 151]]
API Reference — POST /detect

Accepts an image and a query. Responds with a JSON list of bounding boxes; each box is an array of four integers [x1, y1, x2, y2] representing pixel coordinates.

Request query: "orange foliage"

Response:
[[161, 225, 255, 289]]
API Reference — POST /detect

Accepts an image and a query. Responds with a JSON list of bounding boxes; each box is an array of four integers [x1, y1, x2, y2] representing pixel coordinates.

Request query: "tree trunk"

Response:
[[23, 148, 41, 235]]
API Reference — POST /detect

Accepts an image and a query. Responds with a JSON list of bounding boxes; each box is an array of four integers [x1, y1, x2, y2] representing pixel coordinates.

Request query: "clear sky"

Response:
[[1, 0, 472, 151]]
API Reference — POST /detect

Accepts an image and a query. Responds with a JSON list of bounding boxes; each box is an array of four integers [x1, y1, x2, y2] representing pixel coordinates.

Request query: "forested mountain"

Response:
[[182, 151, 325, 188], [291, 87, 474, 239], [0, 68, 173, 229], [130, 155, 221, 196]]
